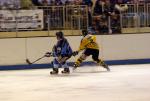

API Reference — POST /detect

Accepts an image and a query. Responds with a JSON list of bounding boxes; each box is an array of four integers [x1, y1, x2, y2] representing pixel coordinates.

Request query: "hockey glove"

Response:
[[45, 52, 52, 57], [72, 51, 79, 56]]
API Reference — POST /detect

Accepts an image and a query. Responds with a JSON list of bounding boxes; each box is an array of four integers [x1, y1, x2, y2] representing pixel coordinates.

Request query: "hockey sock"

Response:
[[95, 59, 104, 65], [96, 59, 110, 71], [62, 68, 70, 74], [74, 57, 85, 67]]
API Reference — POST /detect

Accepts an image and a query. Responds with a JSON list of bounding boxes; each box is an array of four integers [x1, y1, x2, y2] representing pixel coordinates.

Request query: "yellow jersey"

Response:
[[78, 34, 99, 51]]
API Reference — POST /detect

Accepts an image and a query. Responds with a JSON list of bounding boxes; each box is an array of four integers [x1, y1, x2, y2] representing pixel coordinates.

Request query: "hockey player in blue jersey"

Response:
[[45, 31, 73, 74]]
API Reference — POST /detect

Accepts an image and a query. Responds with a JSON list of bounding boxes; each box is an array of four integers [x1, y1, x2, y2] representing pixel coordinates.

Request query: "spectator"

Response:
[[74, 0, 82, 5], [0, 0, 20, 9], [55, 0, 63, 5], [62, 0, 73, 5], [36, 0, 51, 6], [110, 0, 117, 5], [36, 0, 48, 6], [64, 0, 70, 5], [93, 0, 108, 33], [82, 0, 93, 27], [32, 0, 42, 6], [93, 0, 121, 34], [94, 0, 103, 16], [82, 0, 93, 6]]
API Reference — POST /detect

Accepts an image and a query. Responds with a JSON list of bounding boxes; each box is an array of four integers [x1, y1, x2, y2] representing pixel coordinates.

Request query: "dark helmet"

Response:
[[82, 28, 96, 36], [56, 31, 64, 39], [87, 27, 96, 34], [82, 29, 88, 36]]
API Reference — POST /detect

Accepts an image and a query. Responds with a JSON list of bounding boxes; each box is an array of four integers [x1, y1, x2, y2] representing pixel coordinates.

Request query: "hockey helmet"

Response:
[[82, 29, 88, 36], [56, 31, 64, 39], [87, 27, 96, 34]]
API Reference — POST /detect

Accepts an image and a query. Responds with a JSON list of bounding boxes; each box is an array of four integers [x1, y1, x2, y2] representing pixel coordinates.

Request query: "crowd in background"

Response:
[[0, 0, 150, 34], [0, 0, 150, 8], [0, 0, 91, 8]]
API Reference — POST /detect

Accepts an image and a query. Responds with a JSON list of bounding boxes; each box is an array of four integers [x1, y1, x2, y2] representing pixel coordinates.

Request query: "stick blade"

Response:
[[26, 59, 32, 65]]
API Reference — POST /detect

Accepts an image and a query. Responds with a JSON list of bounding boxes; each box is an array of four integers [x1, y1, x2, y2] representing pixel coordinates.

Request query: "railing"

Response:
[[120, 3, 150, 33], [65, 5, 88, 30], [147, 4, 150, 27], [121, 4, 138, 28], [35, 5, 88, 30], [0, 4, 150, 37], [0, 5, 88, 32]]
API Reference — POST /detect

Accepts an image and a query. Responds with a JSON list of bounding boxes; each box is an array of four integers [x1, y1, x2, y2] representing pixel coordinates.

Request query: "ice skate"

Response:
[[102, 63, 110, 71], [50, 68, 59, 75], [61, 68, 70, 74], [73, 63, 79, 70], [99, 60, 110, 71]]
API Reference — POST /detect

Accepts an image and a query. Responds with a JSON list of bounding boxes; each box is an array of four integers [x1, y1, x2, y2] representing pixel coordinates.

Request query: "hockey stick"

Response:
[[26, 51, 77, 65], [26, 52, 53, 65], [26, 55, 46, 65]]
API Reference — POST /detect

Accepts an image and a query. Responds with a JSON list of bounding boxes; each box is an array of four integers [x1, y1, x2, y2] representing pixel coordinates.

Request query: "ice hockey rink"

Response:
[[0, 64, 150, 101]]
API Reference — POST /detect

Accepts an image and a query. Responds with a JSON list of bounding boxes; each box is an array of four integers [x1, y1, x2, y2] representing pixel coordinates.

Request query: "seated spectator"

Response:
[[33, 0, 51, 6], [93, 0, 121, 34], [32, 0, 42, 6], [64, 0, 74, 5], [41, 0, 49, 6], [74, 0, 82, 5], [0, 0, 20, 9], [55, 0, 63, 5], [82, 0, 93, 6], [93, 0, 103, 16], [82, 0, 93, 27], [93, 0, 108, 34], [110, 0, 117, 5]]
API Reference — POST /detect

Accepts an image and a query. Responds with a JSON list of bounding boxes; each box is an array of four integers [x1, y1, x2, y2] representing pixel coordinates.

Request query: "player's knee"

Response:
[[53, 58, 60, 68]]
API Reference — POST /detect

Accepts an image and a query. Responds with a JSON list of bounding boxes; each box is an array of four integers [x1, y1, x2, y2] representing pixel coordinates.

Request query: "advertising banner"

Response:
[[0, 10, 43, 31]]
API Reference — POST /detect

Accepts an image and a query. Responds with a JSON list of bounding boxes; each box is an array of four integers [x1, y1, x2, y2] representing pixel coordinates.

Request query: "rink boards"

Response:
[[0, 33, 150, 70]]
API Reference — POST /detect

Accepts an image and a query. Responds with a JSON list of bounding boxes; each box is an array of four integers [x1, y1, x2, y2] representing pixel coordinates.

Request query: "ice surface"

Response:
[[0, 64, 150, 101]]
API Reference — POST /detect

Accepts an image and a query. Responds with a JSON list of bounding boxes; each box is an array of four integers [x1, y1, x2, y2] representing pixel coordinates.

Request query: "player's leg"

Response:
[[92, 49, 110, 71], [59, 57, 70, 74], [73, 49, 90, 69], [74, 54, 87, 68], [95, 59, 110, 71], [61, 62, 70, 74], [50, 58, 60, 74]]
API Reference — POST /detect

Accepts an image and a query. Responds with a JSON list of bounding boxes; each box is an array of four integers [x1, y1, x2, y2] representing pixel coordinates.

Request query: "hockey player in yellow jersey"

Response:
[[72, 28, 110, 71]]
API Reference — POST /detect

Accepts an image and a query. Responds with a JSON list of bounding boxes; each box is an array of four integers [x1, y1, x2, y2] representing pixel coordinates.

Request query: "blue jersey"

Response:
[[53, 38, 72, 57]]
